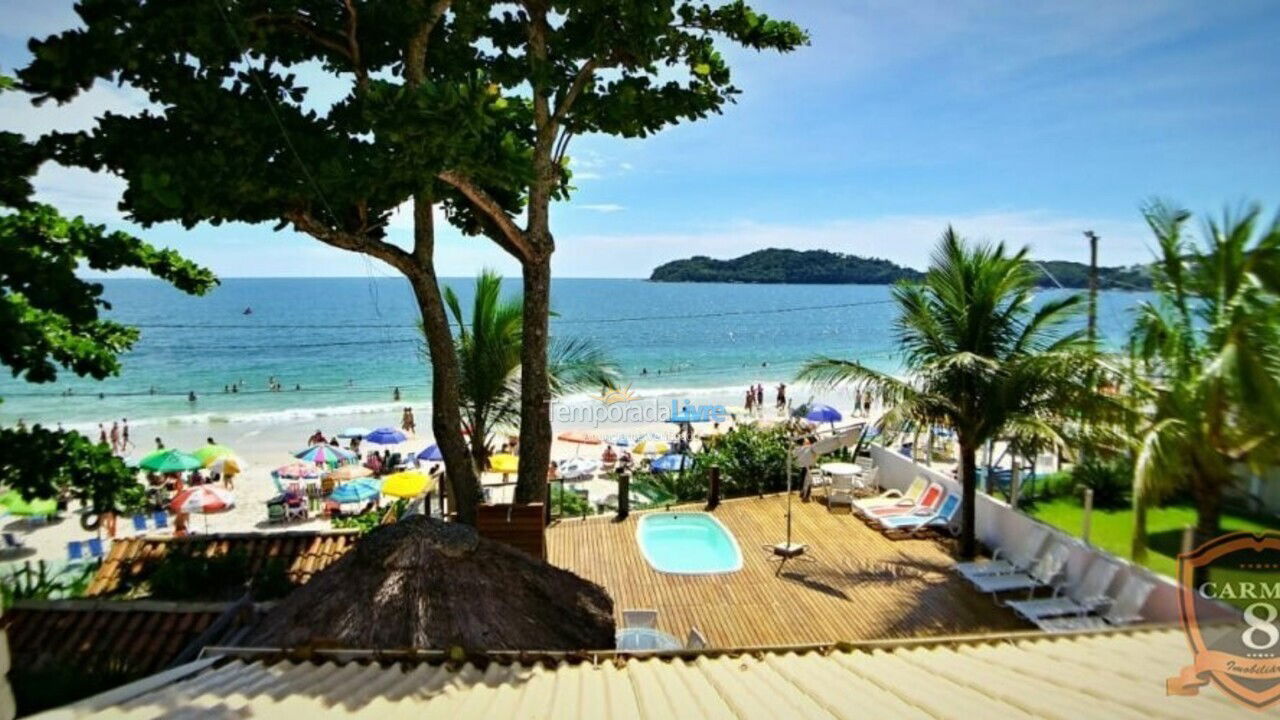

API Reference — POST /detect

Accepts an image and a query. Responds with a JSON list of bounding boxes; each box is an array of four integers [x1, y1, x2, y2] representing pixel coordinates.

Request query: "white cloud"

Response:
[[576, 203, 625, 213], [551, 210, 1154, 278]]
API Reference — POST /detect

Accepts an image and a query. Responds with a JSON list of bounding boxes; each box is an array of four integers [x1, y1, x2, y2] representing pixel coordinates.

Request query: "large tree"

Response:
[[799, 229, 1112, 559], [0, 78, 217, 510], [18, 0, 807, 515], [1130, 202, 1280, 560]]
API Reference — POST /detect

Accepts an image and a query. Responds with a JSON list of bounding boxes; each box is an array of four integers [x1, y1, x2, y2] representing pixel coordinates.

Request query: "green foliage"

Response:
[[1, 561, 97, 609], [651, 248, 1152, 288], [1070, 457, 1133, 509], [688, 424, 792, 497], [0, 425, 136, 516], [550, 485, 592, 518], [332, 510, 386, 535], [799, 228, 1116, 557], [144, 547, 295, 601], [1129, 202, 1280, 553], [632, 469, 701, 504]]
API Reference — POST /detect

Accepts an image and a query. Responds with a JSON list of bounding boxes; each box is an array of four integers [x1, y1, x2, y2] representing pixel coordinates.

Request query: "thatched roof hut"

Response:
[[246, 516, 615, 651]]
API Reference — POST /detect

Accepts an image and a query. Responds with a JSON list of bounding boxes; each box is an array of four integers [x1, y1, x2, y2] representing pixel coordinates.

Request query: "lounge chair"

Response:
[[622, 609, 658, 629], [1033, 574, 1156, 633], [873, 494, 961, 538], [87, 537, 105, 559], [861, 482, 943, 519], [954, 524, 1050, 581], [132, 514, 149, 534], [686, 627, 707, 650], [266, 503, 287, 523], [968, 542, 1070, 599], [67, 541, 85, 564], [851, 477, 926, 515], [1007, 557, 1121, 622], [152, 510, 169, 529]]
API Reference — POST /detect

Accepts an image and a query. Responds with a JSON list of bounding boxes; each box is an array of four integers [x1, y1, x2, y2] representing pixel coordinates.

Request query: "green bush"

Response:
[[1070, 457, 1133, 509], [1, 561, 96, 609], [147, 548, 250, 600], [688, 424, 792, 498], [550, 486, 593, 517]]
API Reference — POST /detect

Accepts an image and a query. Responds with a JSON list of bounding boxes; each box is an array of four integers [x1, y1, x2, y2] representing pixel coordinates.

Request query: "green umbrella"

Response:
[[0, 490, 57, 517], [192, 444, 235, 466], [138, 449, 203, 473]]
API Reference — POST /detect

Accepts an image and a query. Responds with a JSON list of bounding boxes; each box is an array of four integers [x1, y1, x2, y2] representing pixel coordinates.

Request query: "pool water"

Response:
[[637, 513, 743, 574]]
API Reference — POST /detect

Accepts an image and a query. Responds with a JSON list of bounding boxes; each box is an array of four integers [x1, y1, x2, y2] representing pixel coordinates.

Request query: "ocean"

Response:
[[0, 277, 1149, 429]]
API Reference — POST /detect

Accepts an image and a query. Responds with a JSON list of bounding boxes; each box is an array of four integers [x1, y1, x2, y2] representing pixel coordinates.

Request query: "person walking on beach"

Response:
[[109, 421, 120, 454], [98, 423, 108, 446], [401, 407, 416, 435], [755, 384, 764, 410], [744, 387, 754, 415], [121, 418, 132, 450], [776, 383, 787, 412], [155, 436, 165, 450]]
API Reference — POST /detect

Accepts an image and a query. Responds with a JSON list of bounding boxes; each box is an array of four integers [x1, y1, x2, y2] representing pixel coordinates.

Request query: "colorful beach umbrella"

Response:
[[192, 444, 235, 465], [169, 485, 235, 514], [139, 449, 203, 474], [380, 471, 432, 498], [327, 464, 372, 481], [488, 453, 519, 474], [207, 455, 244, 476], [337, 427, 371, 439], [273, 462, 323, 480], [632, 440, 669, 456], [295, 445, 357, 467], [329, 478, 381, 504], [417, 444, 444, 462], [651, 453, 693, 472], [364, 427, 407, 445]]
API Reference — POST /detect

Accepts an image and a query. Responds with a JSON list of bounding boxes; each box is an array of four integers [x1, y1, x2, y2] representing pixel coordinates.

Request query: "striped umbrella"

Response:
[[295, 445, 357, 467], [169, 485, 235, 514], [326, 464, 372, 481], [329, 478, 382, 504], [273, 462, 323, 480], [632, 440, 669, 456], [139, 450, 203, 474]]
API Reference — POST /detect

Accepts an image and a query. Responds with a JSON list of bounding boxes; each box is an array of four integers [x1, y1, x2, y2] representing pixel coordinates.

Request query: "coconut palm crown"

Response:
[[799, 228, 1111, 559]]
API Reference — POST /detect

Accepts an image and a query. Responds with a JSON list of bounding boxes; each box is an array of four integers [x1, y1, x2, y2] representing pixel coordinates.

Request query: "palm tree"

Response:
[[1130, 203, 1280, 561], [799, 228, 1110, 559], [436, 271, 618, 477]]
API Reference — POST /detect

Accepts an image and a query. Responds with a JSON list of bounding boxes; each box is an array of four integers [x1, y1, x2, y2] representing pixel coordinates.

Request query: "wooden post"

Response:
[[1081, 488, 1094, 544], [707, 465, 721, 510], [1009, 450, 1021, 508], [1181, 525, 1196, 556], [617, 471, 630, 520], [544, 480, 552, 525]]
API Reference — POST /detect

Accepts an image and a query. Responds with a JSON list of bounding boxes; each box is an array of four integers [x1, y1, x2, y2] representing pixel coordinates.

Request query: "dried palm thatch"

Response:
[[247, 516, 614, 651]]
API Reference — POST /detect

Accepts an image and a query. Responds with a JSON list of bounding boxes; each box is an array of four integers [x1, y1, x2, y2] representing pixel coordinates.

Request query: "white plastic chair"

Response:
[[826, 472, 859, 511], [622, 609, 658, 629]]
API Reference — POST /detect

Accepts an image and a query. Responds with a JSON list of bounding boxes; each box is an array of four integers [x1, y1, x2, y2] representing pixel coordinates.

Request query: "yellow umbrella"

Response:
[[327, 464, 373, 481], [381, 471, 432, 498], [207, 455, 244, 476], [488, 453, 519, 473], [633, 440, 669, 456]]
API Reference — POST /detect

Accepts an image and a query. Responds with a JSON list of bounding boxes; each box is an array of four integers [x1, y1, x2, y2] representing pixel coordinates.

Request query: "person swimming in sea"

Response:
[[243, 307, 252, 315]]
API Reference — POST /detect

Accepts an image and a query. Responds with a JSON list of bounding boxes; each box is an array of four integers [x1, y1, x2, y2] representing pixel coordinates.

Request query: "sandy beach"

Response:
[[3, 383, 872, 569]]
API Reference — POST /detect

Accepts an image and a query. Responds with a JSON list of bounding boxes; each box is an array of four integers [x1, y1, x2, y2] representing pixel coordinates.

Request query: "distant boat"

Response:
[[243, 307, 253, 315]]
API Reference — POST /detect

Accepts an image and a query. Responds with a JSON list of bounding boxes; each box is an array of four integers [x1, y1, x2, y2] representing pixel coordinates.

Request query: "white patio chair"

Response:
[[826, 472, 860, 511], [1007, 557, 1121, 621], [1034, 574, 1156, 633], [622, 609, 658, 629], [969, 542, 1070, 599], [955, 524, 1049, 581]]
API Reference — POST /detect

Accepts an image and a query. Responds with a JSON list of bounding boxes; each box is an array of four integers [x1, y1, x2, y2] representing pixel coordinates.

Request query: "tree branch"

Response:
[[284, 209, 416, 274], [406, 0, 453, 87], [341, 0, 368, 91], [436, 171, 533, 261], [248, 12, 353, 62], [552, 57, 598, 128]]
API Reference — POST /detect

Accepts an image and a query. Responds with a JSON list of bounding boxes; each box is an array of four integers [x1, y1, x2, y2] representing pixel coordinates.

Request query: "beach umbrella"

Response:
[[651, 453, 693, 473], [557, 431, 601, 445], [169, 485, 235, 514], [337, 427, 371, 439], [364, 427, 407, 445], [128, 448, 168, 468], [192, 444, 236, 465], [603, 434, 632, 447], [632, 440, 669, 456], [330, 478, 382, 504], [295, 445, 357, 467], [488, 453, 519, 474], [803, 403, 843, 426], [207, 455, 245, 476], [381, 471, 432, 499], [327, 464, 372, 481], [139, 449, 203, 474], [417, 444, 444, 462], [559, 458, 600, 480], [273, 462, 323, 480]]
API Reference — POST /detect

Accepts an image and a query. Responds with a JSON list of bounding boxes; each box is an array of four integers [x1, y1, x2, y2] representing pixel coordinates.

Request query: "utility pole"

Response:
[[1084, 230, 1099, 346]]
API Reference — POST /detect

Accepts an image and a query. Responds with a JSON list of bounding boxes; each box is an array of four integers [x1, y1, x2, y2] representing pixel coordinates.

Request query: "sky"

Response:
[[3, 0, 1279, 278]]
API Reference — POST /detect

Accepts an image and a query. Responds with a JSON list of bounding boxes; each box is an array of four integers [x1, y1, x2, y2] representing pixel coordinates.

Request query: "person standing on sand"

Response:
[[402, 407, 416, 435], [744, 387, 754, 415], [776, 383, 787, 412], [756, 384, 764, 410], [109, 421, 120, 453], [122, 418, 132, 450], [98, 423, 108, 446]]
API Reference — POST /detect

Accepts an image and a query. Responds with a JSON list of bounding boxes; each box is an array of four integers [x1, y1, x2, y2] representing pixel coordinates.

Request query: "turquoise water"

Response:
[[637, 513, 744, 574], [0, 277, 1149, 426]]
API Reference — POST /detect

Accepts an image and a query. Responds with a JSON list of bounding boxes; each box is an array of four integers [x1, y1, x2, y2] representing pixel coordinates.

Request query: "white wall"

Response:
[[867, 444, 1236, 625]]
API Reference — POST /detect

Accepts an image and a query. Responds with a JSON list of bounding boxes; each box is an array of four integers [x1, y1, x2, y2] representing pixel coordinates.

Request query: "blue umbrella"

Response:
[[604, 434, 632, 447], [651, 453, 693, 473], [364, 427, 407, 445], [417, 444, 443, 461], [803, 403, 843, 425], [329, 478, 382, 503]]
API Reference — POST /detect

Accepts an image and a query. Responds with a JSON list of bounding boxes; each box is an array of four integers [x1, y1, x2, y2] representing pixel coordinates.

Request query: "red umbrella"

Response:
[[169, 485, 235, 514]]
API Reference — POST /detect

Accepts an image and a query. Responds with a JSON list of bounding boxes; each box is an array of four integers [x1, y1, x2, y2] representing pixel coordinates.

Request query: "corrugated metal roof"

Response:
[[85, 530, 358, 598], [47, 628, 1249, 719]]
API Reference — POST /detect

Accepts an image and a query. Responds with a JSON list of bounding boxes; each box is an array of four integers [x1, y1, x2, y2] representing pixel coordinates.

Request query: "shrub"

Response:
[[146, 548, 250, 600], [550, 486, 593, 517], [1070, 457, 1133, 509], [633, 470, 702, 504], [688, 424, 792, 498]]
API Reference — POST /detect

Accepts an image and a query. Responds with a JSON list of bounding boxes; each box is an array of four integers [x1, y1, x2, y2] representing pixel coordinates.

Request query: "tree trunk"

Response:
[[1131, 498, 1148, 561], [1190, 479, 1225, 588], [958, 441, 978, 560], [407, 198, 480, 525], [515, 251, 553, 503], [469, 418, 489, 475]]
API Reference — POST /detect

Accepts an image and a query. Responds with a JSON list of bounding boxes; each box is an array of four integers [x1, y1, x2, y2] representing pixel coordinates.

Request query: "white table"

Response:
[[616, 628, 682, 651], [819, 462, 863, 477]]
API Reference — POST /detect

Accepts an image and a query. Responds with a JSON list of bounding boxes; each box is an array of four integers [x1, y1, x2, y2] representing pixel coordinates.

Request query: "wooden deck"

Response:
[[547, 494, 1028, 648]]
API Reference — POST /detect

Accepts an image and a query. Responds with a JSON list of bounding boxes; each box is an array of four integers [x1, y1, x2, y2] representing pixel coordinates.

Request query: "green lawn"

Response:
[[1027, 498, 1280, 608]]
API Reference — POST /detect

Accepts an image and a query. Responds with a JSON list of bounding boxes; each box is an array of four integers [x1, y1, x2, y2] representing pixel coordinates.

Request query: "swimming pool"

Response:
[[636, 512, 743, 574]]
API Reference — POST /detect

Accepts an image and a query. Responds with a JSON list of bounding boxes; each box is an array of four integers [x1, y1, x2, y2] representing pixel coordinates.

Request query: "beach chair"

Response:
[[686, 627, 707, 650], [132, 515, 149, 534], [862, 482, 943, 519], [622, 609, 658, 629], [2, 533, 24, 551], [874, 494, 962, 538], [969, 542, 1071, 599], [267, 503, 287, 524], [1007, 557, 1121, 622], [67, 541, 85, 564], [1033, 574, 1156, 633], [955, 524, 1050, 582], [87, 538, 105, 560], [152, 510, 169, 529], [852, 477, 927, 515]]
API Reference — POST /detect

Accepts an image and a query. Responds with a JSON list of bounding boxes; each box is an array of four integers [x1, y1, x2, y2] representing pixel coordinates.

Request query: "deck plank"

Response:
[[547, 494, 1027, 649]]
